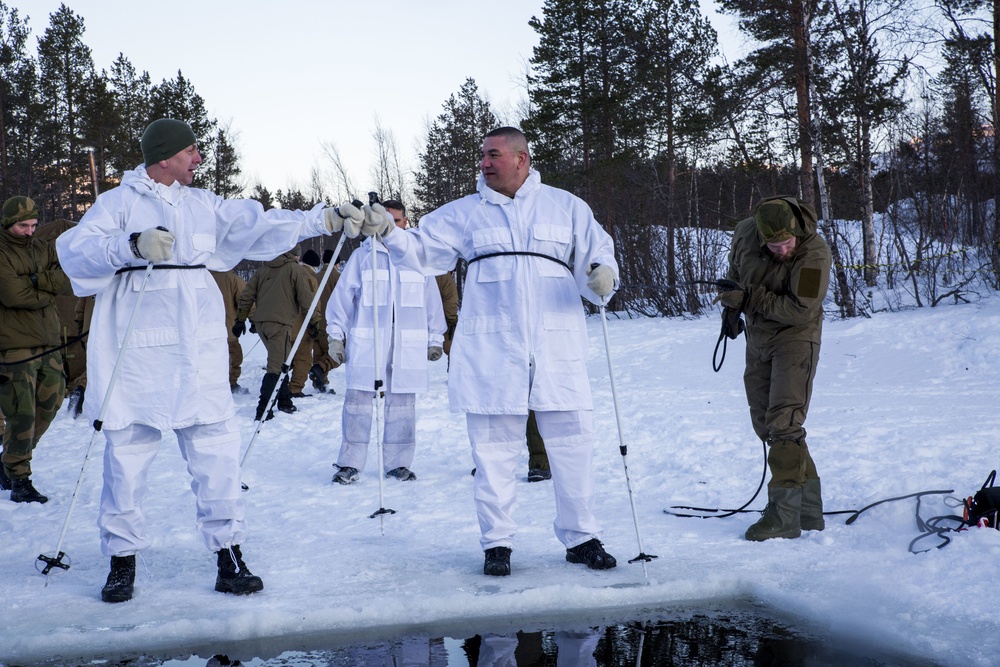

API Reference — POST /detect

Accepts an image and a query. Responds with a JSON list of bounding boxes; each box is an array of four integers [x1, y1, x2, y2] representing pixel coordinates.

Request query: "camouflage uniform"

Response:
[[0, 351, 65, 478], [0, 211, 72, 482]]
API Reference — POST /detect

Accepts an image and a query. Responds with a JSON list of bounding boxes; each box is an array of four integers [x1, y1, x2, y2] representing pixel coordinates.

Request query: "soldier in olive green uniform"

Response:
[[35, 219, 93, 417], [307, 248, 342, 393], [210, 269, 249, 394], [716, 196, 831, 541], [234, 245, 320, 420], [289, 249, 323, 396], [0, 196, 73, 503]]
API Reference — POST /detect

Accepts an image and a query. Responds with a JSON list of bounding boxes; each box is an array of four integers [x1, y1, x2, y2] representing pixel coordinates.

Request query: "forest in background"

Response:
[[2, 0, 997, 317]]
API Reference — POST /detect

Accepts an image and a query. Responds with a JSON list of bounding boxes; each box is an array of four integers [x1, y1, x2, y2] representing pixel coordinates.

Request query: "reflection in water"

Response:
[[32, 604, 942, 666]]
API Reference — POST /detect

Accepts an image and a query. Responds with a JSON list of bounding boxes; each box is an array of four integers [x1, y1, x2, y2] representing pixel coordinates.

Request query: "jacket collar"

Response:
[[477, 169, 542, 204], [123, 164, 188, 206]]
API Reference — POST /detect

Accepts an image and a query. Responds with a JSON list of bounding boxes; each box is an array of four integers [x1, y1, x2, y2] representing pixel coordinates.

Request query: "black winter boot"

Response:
[[215, 545, 264, 595], [484, 546, 512, 576], [0, 464, 10, 491], [101, 555, 136, 603], [66, 385, 85, 418], [276, 377, 296, 414], [565, 538, 617, 570], [11, 477, 48, 503], [800, 478, 825, 531], [746, 486, 803, 541], [255, 373, 280, 421], [309, 363, 328, 393]]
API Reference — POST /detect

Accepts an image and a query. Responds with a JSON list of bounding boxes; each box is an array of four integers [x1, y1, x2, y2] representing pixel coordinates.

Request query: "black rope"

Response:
[[712, 329, 729, 373], [4, 264, 208, 368], [115, 263, 206, 275], [0, 332, 89, 367], [466, 251, 571, 272], [843, 489, 955, 525], [842, 488, 961, 554], [664, 440, 768, 519]]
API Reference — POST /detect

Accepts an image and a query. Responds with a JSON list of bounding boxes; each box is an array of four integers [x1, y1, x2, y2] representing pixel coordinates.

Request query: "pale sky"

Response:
[[16, 0, 738, 200]]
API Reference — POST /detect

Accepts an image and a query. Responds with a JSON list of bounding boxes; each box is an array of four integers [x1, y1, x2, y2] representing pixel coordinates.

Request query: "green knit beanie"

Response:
[[754, 198, 800, 243], [141, 118, 197, 166], [2, 196, 39, 229]]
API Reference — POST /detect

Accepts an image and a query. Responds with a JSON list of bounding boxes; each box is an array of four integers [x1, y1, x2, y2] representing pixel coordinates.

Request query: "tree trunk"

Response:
[[861, 119, 878, 287], [993, 0, 1000, 287], [792, 0, 816, 205]]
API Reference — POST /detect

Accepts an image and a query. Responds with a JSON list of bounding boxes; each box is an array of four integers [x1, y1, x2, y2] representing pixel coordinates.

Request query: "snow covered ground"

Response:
[[2, 295, 1000, 666]]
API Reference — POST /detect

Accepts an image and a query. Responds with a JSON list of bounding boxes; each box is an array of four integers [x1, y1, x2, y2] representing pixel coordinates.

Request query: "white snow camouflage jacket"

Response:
[[326, 238, 445, 394], [56, 165, 328, 430], [382, 169, 618, 414]]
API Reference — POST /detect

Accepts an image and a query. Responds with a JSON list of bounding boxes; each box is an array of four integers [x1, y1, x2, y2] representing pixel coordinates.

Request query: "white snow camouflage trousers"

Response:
[[467, 410, 602, 551], [98, 418, 246, 556]]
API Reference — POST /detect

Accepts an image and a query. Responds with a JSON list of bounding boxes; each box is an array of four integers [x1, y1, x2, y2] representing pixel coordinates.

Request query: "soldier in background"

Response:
[[34, 218, 91, 417], [288, 249, 322, 398], [306, 247, 342, 394], [211, 269, 250, 394], [235, 244, 320, 420], [715, 196, 831, 542], [0, 196, 72, 503]]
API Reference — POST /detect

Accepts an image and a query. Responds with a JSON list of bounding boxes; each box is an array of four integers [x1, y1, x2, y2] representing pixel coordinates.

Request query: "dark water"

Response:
[[12, 600, 943, 667]]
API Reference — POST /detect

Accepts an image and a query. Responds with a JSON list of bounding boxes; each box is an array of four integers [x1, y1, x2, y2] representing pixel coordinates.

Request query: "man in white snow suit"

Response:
[[56, 118, 359, 603], [347, 127, 620, 576], [715, 196, 831, 542], [326, 200, 446, 485]]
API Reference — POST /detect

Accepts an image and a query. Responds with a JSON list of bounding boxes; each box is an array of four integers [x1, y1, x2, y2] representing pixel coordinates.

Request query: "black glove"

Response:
[[232, 320, 246, 338], [720, 307, 745, 340], [249, 322, 257, 334], [307, 322, 320, 341]]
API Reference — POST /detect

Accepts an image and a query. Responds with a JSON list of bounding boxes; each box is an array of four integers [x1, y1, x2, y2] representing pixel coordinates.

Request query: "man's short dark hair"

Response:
[[485, 126, 525, 142], [381, 199, 405, 216]]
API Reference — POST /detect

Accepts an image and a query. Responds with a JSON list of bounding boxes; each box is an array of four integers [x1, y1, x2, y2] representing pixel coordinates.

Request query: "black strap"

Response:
[[712, 328, 728, 373], [467, 251, 571, 272], [0, 335, 88, 367], [115, 263, 207, 275]]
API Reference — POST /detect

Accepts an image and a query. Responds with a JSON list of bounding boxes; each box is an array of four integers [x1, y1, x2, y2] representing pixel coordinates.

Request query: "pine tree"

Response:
[[523, 0, 635, 189], [0, 2, 42, 202], [413, 78, 497, 216], [211, 124, 244, 199], [150, 70, 216, 188], [717, 0, 824, 205], [78, 69, 119, 200], [107, 53, 152, 174], [36, 3, 95, 218], [820, 0, 912, 287], [249, 183, 274, 209]]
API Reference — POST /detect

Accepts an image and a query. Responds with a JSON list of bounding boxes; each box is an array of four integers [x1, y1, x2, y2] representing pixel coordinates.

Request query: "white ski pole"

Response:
[[37, 262, 156, 585], [240, 230, 349, 471], [367, 226, 395, 532], [597, 295, 657, 581]]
